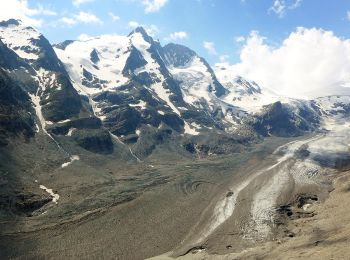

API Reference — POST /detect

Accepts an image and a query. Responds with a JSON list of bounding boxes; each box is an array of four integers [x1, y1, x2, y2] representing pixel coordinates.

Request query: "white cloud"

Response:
[[203, 41, 217, 55], [109, 12, 120, 21], [235, 36, 245, 43], [128, 20, 139, 29], [269, 0, 303, 18], [60, 17, 77, 26], [269, 0, 286, 17], [0, 0, 57, 27], [219, 55, 229, 62], [347, 11, 350, 21], [142, 0, 168, 13], [60, 11, 102, 26], [75, 11, 102, 24], [216, 28, 350, 97], [164, 31, 188, 41], [145, 25, 159, 36], [34, 4, 57, 16], [78, 33, 92, 41], [290, 0, 303, 9], [72, 0, 95, 7]]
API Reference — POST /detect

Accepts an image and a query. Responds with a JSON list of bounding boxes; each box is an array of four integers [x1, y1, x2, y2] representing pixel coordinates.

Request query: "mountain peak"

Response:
[[128, 26, 147, 36], [163, 43, 197, 67], [134, 26, 148, 35], [0, 19, 22, 27], [128, 26, 153, 43], [234, 76, 261, 93]]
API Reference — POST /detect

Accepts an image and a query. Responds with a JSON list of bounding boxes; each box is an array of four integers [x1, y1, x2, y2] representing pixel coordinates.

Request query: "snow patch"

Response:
[[57, 118, 72, 124], [39, 185, 59, 204], [129, 100, 147, 109], [61, 155, 80, 168], [66, 128, 76, 136], [184, 122, 200, 136]]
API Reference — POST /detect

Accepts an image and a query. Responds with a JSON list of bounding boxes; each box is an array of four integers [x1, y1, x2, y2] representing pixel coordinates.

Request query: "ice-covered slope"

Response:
[[315, 95, 350, 116], [54, 27, 228, 137], [214, 63, 287, 113], [163, 43, 245, 128], [221, 76, 282, 113], [0, 19, 42, 60], [54, 34, 130, 95]]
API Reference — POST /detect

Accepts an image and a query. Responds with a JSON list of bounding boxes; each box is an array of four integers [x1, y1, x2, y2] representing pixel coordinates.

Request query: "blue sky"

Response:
[[3, 0, 350, 65]]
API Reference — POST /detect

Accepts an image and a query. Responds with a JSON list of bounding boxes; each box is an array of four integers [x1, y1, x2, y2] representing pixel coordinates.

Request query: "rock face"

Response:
[[0, 19, 106, 153], [73, 129, 114, 154], [249, 101, 319, 137], [0, 69, 35, 145], [0, 191, 52, 216]]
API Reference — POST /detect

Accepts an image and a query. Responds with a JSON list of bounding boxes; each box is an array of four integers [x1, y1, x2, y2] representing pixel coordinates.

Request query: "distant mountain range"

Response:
[[1, 18, 350, 161]]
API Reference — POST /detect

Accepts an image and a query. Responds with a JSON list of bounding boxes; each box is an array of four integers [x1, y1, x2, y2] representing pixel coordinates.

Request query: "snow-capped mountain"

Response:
[[2, 18, 350, 224], [1, 18, 350, 160], [0, 18, 92, 123], [0, 19, 113, 157], [53, 27, 236, 139], [214, 63, 285, 113]]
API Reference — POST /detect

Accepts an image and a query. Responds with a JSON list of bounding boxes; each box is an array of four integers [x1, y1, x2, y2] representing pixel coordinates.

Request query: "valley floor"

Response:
[[150, 169, 350, 260], [1, 125, 350, 260]]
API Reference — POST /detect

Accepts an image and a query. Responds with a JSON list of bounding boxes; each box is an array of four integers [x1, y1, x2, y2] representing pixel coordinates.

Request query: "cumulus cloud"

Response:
[[145, 25, 159, 36], [235, 36, 245, 43], [142, 0, 168, 13], [60, 11, 102, 26], [109, 12, 120, 21], [34, 5, 57, 16], [215, 28, 350, 97], [128, 20, 139, 28], [269, 0, 303, 18], [164, 31, 188, 41], [203, 41, 217, 55], [0, 0, 57, 27], [77, 33, 92, 41], [219, 55, 229, 62], [72, 0, 95, 7], [60, 17, 77, 26], [75, 11, 102, 24]]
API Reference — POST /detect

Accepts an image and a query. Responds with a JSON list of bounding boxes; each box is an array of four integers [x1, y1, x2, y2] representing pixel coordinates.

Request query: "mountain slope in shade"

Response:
[[0, 19, 117, 156], [0, 19, 89, 123]]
